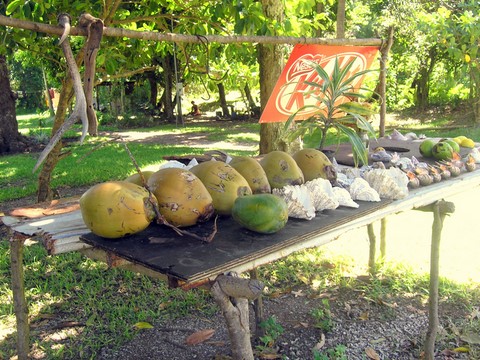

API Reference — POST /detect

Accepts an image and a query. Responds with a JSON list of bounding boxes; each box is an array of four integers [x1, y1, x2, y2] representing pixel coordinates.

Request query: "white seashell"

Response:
[[332, 187, 359, 208], [390, 129, 408, 141], [304, 178, 339, 211], [159, 160, 187, 169], [272, 185, 316, 220], [404, 132, 419, 140], [363, 167, 409, 200], [465, 148, 480, 164], [349, 178, 381, 202]]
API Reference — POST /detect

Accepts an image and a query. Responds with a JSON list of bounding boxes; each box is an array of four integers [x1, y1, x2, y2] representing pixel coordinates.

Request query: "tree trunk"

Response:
[[259, 0, 302, 154], [414, 47, 437, 111], [218, 82, 230, 116], [0, 55, 24, 154], [161, 55, 175, 122], [37, 76, 74, 202], [147, 72, 158, 108], [244, 83, 256, 110], [336, 0, 346, 38]]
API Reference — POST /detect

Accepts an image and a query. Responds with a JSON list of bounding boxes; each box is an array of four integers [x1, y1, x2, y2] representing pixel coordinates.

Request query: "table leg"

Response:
[[423, 200, 455, 360], [367, 223, 377, 275], [249, 269, 265, 338], [380, 217, 387, 261], [9, 232, 30, 360], [210, 273, 264, 360]]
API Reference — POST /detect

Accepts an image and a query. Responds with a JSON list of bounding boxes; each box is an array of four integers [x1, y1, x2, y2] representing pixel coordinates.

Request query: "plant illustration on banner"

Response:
[[283, 57, 378, 167]]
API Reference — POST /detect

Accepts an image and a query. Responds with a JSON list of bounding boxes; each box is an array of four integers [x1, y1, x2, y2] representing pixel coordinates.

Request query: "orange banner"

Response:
[[259, 45, 379, 123]]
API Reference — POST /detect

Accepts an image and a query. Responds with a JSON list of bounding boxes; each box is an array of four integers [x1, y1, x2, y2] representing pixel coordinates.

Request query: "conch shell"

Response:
[[272, 185, 316, 220], [304, 178, 339, 212], [363, 167, 409, 200], [349, 178, 381, 202], [332, 187, 359, 208]]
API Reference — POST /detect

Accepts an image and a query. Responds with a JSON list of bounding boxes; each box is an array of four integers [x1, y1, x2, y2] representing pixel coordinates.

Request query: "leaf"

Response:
[[460, 332, 480, 345], [185, 329, 215, 346], [133, 322, 154, 330], [365, 347, 380, 360], [313, 333, 326, 351], [453, 346, 470, 353]]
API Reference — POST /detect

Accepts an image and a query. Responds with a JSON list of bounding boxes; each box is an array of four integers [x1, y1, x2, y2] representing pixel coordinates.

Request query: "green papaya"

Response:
[[231, 194, 288, 234]]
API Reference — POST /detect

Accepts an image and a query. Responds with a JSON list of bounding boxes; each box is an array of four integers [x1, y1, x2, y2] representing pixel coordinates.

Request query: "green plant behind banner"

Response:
[[283, 57, 377, 167]]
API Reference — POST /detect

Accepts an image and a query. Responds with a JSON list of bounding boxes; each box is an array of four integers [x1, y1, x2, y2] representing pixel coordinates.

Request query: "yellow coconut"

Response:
[[292, 148, 337, 183], [80, 181, 157, 239], [259, 151, 304, 189], [190, 161, 252, 215], [147, 167, 214, 227], [229, 156, 271, 194]]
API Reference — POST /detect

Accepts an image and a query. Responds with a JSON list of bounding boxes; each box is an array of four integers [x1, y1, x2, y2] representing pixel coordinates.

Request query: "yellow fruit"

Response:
[[148, 168, 214, 227], [229, 156, 271, 194], [125, 171, 155, 186], [80, 181, 157, 239], [460, 138, 475, 148], [190, 161, 252, 215], [453, 136, 467, 145], [292, 148, 337, 183], [259, 151, 305, 189]]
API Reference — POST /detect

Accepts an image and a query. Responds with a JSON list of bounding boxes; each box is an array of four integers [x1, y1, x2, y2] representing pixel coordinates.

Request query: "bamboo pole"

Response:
[[0, 14, 382, 46]]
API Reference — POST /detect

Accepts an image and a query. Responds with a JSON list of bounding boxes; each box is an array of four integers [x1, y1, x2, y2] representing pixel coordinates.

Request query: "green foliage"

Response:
[[311, 299, 334, 333], [313, 344, 347, 360], [0, 240, 215, 359], [283, 58, 377, 167], [257, 316, 284, 349]]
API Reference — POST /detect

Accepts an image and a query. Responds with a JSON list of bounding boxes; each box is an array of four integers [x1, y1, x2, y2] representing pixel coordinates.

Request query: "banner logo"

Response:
[[260, 45, 379, 123]]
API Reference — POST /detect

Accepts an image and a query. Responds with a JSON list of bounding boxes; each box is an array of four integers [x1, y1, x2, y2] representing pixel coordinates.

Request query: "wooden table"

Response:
[[3, 168, 480, 360]]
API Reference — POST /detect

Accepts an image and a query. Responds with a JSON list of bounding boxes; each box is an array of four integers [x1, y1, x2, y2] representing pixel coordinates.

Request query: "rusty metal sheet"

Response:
[[80, 200, 392, 283]]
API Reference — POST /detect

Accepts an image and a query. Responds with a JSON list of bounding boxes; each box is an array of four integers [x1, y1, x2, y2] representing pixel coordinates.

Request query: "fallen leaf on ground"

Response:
[[365, 347, 380, 360], [313, 333, 326, 351], [185, 329, 215, 345], [133, 322, 153, 330], [461, 332, 480, 345]]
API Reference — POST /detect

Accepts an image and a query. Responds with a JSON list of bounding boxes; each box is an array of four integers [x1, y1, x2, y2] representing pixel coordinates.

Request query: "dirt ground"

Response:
[[2, 115, 480, 360]]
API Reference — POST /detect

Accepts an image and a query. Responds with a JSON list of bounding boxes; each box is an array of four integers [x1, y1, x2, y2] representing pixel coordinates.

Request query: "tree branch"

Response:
[[0, 14, 382, 46]]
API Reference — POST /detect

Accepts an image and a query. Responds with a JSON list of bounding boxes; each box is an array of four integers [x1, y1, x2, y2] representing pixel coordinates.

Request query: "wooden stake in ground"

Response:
[[210, 273, 264, 360], [421, 200, 455, 360]]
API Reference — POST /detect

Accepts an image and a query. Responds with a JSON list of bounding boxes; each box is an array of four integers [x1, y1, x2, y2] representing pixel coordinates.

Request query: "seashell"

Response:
[[390, 129, 408, 141], [416, 173, 434, 186], [390, 154, 414, 171], [370, 147, 393, 163], [465, 148, 480, 164], [404, 132, 419, 140], [465, 154, 477, 172], [436, 164, 451, 180], [428, 166, 442, 183], [348, 178, 381, 202], [332, 187, 359, 208], [304, 178, 339, 211], [272, 185, 316, 220], [405, 171, 420, 189], [363, 167, 409, 200]]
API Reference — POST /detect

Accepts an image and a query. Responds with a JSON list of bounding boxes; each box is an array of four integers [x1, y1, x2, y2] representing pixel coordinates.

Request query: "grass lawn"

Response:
[[1, 109, 480, 359]]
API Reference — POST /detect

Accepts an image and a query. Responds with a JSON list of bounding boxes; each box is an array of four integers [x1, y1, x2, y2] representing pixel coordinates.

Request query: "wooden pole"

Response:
[[0, 14, 382, 46], [9, 232, 30, 360], [249, 269, 266, 338], [210, 274, 264, 360], [380, 217, 387, 261], [367, 223, 377, 275], [421, 200, 455, 360], [378, 26, 394, 137]]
